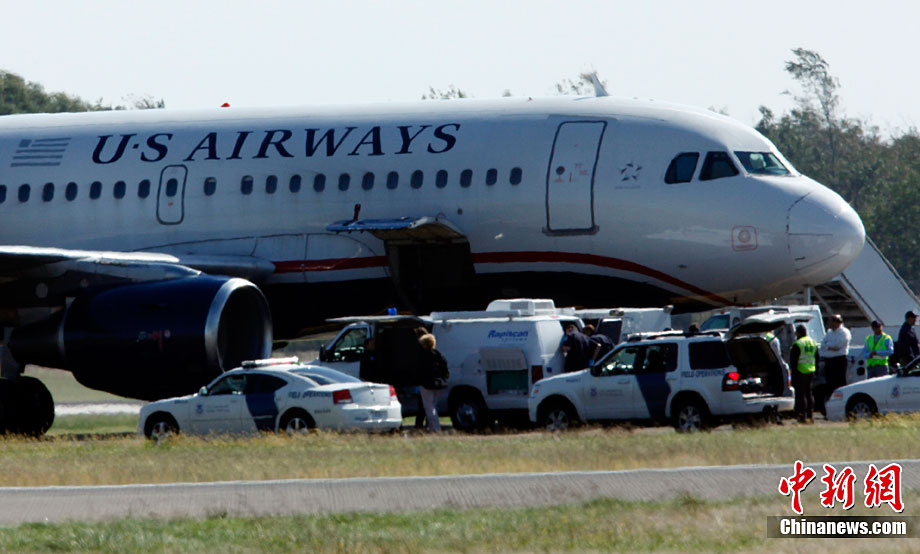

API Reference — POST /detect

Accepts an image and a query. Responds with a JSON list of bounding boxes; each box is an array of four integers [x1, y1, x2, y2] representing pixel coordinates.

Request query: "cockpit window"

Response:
[[664, 153, 699, 184], [734, 151, 790, 176], [699, 151, 739, 181]]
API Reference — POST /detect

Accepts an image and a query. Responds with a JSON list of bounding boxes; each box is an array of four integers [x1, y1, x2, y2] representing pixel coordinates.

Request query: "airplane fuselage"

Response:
[[0, 96, 865, 336]]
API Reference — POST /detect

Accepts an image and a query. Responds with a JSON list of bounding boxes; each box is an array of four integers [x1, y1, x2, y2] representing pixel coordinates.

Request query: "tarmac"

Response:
[[1, 460, 919, 524]]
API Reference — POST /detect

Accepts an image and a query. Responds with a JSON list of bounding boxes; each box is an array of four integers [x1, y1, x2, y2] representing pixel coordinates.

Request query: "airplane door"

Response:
[[157, 165, 187, 225], [545, 121, 606, 235]]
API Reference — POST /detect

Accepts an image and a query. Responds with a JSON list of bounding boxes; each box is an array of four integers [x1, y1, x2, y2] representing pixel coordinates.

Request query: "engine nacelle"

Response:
[[9, 276, 272, 400]]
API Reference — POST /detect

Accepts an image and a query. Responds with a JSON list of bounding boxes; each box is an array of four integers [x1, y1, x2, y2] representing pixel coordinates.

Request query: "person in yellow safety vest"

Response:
[[863, 320, 894, 379], [790, 324, 818, 423]]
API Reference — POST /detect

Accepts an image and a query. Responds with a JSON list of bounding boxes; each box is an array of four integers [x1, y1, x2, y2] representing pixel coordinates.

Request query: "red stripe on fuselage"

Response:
[[272, 251, 731, 305]]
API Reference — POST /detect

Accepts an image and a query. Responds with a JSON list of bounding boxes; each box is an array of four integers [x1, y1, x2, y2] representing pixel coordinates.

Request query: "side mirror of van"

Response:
[[590, 364, 603, 377], [319, 346, 327, 362]]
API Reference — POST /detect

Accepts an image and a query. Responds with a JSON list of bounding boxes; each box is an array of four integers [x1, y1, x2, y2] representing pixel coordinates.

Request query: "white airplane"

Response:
[[0, 95, 864, 434]]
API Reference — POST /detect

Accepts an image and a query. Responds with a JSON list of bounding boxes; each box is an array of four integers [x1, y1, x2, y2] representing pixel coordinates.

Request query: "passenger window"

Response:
[[486, 168, 498, 186], [289, 175, 302, 193], [362, 172, 375, 191], [699, 152, 739, 181], [460, 169, 472, 188], [386, 171, 399, 190], [689, 341, 731, 369], [0, 185, 6, 204], [165, 178, 179, 197], [664, 153, 699, 184], [42, 183, 54, 202], [18, 184, 30, 202], [313, 173, 326, 192], [113, 180, 126, 199], [65, 182, 78, 201], [241, 175, 254, 195], [244, 374, 288, 395], [411, 170, 423, 189], [338, 173, 350, 191], [734, 151, 790, 175], [639, 344, 678, 373], [138, 179, 151, 198], [510, 167, 522, 185], [436, 170, 448, 188], [265, 175, 278, 194], [208, 374, 246, 395], [89, 181, 102, 199], [598, 346, 640, 376], [204, 177, 217, 196], [329, 328, 368, 362]]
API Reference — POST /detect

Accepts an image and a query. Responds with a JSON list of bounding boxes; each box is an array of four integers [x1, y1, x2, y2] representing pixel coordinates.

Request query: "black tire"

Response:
[[279, 409, 315, 434], [846, 395, 877, 420], [449, 391, 491, 432], [144, 413, 179, 441], [673, 397, 710, 433], [539, 399, 577, 432], [13, 376, 54, 436]]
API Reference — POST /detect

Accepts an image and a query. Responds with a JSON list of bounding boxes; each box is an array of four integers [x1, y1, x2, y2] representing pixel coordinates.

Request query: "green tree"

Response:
[[0, 70, 164, 115]]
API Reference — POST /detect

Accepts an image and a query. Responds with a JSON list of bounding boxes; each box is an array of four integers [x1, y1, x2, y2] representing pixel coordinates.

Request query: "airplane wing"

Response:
[[0, 245, 276, 307]]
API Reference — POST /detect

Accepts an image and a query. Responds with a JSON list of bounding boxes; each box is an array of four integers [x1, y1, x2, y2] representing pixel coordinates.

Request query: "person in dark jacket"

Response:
[[562, 324, 591, 372], [897, 311, 920, 367], [418, 333, 449, 432]]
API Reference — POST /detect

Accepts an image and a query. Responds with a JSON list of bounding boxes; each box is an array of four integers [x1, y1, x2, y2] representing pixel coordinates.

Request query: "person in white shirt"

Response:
[[819, 314, 850, 399]]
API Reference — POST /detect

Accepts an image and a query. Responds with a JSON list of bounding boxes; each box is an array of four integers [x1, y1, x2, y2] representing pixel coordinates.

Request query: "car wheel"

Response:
[[280, 410, 315, 434], [145, 413, 179, 441], [674, 398, 709, 433], [846, 396, 877, 420], [449, 391, 490, 432], [540, 400, 576, 432]]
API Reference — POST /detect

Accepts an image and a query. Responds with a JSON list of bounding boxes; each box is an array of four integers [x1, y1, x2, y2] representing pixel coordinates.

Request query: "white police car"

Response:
[[528, 314, 799, 432], [824, 361, 919, 421], [138, 358, 402, 440]]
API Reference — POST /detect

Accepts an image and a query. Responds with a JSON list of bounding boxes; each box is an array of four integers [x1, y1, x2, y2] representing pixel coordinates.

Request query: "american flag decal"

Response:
[[11, 137, 71, 167]]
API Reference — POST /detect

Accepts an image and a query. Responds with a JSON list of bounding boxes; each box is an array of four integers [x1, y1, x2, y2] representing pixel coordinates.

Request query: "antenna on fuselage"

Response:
[[588, 72, 609, 97]]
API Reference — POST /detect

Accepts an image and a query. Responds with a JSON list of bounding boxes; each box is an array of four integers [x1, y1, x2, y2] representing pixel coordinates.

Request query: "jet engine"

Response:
[[9, 276, 272, 400]]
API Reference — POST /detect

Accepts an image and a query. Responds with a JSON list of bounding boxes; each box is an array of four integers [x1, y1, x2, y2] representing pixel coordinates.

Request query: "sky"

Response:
[[2, 0, 917, 133]]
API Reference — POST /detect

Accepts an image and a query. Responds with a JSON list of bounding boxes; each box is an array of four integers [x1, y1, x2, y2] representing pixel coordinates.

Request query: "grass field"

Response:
[[6, 413, 920, 487], [0, 493, 915, 553]]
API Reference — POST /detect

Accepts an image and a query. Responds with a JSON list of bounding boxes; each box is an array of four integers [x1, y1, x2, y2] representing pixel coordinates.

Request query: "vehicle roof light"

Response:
[[241, 356, 299, 369]]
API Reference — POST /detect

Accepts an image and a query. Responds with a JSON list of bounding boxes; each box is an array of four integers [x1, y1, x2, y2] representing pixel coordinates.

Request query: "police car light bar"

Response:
[[241, 356, 300, 369]]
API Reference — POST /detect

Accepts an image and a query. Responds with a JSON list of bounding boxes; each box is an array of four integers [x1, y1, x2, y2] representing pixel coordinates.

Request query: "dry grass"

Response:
[[3, 414, 920, 487]]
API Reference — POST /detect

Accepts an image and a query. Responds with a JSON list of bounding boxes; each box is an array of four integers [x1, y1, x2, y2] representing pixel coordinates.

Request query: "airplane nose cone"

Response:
[[787, 187, 865, 283]]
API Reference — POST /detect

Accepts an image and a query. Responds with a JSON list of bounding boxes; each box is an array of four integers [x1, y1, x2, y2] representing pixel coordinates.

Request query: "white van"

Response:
[[573, 307, 673, 344], [311, 299, 582, 431]]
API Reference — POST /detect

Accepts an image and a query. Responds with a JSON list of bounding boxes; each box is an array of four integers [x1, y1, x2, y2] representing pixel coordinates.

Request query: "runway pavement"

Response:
[[2, 460, 919, 525]]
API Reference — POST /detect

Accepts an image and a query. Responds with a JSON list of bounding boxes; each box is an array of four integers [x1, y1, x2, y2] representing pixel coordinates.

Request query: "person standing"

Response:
[[897, 311, 920, 368], [417, 333, 449, 432], [790, 325, 818, 423], [562, 324, 591, 372], [819, 314, 850, 397], [864, 321, 894, 379]]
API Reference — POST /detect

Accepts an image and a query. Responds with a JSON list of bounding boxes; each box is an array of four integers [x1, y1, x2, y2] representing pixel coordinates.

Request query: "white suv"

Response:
[[528, 314, 799, 432]]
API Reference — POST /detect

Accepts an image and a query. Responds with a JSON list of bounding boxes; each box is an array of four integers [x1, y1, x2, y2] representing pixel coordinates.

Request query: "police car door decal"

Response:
[[157, 164, 187, 225], [545, 120, 606, 235]]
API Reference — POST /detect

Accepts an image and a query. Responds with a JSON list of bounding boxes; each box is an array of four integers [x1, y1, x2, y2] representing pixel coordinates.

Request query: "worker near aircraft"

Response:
[[863, 320, 894, 379], [790, 325, 818, 424]]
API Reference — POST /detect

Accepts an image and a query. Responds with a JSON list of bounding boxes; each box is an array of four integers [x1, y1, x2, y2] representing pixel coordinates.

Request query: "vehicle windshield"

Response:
[[734, 151, 790, 176], [700, 314, 730, 331]]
